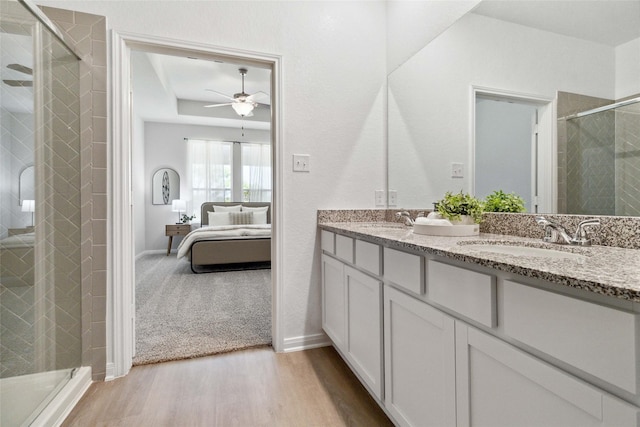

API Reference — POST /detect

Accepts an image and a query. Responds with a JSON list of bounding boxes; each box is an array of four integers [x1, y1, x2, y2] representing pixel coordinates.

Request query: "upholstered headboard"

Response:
[[200, 202, 271, 226]]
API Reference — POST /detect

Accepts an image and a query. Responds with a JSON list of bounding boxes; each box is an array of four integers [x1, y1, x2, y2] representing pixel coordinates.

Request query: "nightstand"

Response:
[[165, 224, 191, 256]]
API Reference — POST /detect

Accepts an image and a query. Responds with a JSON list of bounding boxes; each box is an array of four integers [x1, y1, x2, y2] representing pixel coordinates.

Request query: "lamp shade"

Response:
[[22, 200, 35, 212], [231, 102, 255, 117], [171, 199, 186, 212]]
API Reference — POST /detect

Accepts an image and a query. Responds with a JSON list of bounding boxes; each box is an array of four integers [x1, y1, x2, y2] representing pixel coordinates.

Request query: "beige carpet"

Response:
[[133, 253, 272, 365]]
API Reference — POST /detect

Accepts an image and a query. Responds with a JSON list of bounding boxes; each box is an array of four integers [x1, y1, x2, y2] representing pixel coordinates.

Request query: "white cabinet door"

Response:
[[384, 285, 456, 427], [455, 322, 640, 427], [344, 265, 383, 399], [322, 254, 346, 348]]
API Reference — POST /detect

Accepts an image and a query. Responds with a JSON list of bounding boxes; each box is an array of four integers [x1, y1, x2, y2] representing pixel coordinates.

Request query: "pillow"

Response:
[[241, 205, 269, 224], [208, 211, 230, 226], [229, 211, 254, 225], [212, 204, 241, 212]]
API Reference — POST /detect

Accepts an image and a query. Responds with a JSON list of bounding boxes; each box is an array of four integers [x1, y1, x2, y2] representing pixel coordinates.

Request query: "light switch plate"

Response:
[[451, 162, 464, 178], [293, 154, 310, 172]]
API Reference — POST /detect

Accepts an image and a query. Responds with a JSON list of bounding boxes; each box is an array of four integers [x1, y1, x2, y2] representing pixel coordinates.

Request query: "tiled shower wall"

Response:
[[557, 91, 640, 217], [42, 7, 107, 381], [557, 92, 612, 214], [615, 101, 640, 216]]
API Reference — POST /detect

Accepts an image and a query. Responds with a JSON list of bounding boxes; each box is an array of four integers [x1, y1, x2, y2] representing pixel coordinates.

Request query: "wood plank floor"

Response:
[[63, 346, 394, 426]]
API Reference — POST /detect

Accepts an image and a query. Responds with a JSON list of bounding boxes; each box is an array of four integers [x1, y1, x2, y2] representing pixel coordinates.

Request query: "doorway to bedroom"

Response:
[[129, 46, 275, 366]]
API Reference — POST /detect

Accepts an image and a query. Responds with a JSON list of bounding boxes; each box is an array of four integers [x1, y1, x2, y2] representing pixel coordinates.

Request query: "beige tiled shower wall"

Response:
[[42, 7, 107, 381], [615, 100, 640, 216], [556, 92, 612, 214]]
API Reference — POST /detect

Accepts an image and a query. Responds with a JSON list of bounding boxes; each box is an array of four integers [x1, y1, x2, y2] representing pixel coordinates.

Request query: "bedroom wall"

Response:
[[36, 0, 387, 352], [143, 121, 271, 254]]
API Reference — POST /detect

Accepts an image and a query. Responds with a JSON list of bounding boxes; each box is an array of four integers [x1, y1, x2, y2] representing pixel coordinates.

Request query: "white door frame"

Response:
[[108, 31, 283, 379], [469, 86, 557, 214]]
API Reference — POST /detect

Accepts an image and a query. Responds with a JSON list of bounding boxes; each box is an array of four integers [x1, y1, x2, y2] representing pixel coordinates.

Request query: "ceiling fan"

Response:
[[204, 67, 269, 117], [3, 63, 33, 87]]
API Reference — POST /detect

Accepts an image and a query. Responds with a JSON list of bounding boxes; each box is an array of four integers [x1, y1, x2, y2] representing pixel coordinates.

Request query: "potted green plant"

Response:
[[180, 213, 196, 224], [484, 190, 526, 213], [435, 191, 484, 224]]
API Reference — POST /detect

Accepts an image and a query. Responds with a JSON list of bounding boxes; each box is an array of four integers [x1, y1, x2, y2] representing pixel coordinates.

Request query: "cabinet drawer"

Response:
[[427, 260, 496, 328], [384, 247, 423, 294], [166, 224, 191, 235], [335, 234, 354, 263], [321, 230, 335, 254], [502, 280, 639, 395], [355, 240, 381, 276]]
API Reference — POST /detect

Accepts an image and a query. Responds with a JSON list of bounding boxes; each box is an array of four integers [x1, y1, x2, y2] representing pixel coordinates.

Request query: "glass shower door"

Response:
[[0, 0, 81, 425]]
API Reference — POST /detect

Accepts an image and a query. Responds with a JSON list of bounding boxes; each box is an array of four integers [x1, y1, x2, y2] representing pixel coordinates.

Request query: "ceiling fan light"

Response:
[[231, 102, 255, 117]]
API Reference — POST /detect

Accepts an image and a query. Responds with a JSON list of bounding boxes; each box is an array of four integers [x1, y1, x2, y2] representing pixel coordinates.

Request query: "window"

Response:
[[242, 143, 271, 202], [188, 139, 271, 220]]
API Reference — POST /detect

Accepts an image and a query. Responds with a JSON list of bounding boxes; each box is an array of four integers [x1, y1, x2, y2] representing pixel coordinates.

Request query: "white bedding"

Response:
[[0, 232, 34, 250], [176, 224, 271, 259]]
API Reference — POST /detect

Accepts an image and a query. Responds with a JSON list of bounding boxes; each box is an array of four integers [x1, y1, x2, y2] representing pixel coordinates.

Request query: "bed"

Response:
[[177, 202, 271, 273], [0, 232, 35, 287]]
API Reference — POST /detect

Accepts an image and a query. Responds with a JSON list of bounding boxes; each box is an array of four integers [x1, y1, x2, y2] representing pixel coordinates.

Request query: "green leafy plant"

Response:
[[180, 213, 196, 224], [435, 191, 484, 224], [484, 190, 526, 213]]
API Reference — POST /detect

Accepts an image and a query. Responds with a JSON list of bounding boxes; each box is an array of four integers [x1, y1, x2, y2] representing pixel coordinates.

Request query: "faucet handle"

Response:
[[572, 218, 600, 246]]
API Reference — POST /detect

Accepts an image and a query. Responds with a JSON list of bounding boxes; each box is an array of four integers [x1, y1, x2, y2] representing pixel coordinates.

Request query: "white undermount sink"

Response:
[[460, 242, 588, 260]]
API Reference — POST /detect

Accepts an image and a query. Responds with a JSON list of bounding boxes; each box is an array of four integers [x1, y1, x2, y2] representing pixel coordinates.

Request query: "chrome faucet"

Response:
[[395, 211, 425, 226], [535, 216, 600, 246]]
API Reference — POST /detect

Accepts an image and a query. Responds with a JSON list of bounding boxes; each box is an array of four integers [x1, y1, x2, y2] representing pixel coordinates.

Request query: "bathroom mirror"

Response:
[[152, 168, 180, 205], [388, 0, 640, 215]]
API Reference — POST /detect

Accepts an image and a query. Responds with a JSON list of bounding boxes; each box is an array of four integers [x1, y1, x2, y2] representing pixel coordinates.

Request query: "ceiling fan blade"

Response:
[[203, 103, 233, 108], [205, 89, 235, 101], [3, 79, 32, 87], [7, 63, 32, 75], [247, 91, 270, 102]]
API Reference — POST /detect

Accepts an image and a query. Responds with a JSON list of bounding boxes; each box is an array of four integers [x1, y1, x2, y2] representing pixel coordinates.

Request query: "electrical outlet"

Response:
[[388, 190, 397, 206], [293, 154, 310, 172], [451, 162, 464, 178], [375, 190, 385, 207]]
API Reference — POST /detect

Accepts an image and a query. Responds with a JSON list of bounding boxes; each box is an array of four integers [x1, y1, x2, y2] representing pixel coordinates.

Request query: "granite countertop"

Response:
[[319, 222, 640, 303]]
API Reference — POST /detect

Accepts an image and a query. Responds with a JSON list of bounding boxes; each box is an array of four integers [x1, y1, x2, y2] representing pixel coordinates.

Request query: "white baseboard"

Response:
[[104, 362, 116, 381], [136, 249, 170, 260], [282, 332, 331, 352]]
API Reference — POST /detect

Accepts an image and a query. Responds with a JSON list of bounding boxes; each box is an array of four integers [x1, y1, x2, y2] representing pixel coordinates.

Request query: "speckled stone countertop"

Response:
[[319, 221, 640, 303]]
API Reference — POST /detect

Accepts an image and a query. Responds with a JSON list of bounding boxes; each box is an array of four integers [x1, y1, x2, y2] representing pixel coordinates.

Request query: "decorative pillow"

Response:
[[229, 211, 254, 225], [241, 205, 269, 224], [208, 211, 230, 226], [212, 204, 241, 212]]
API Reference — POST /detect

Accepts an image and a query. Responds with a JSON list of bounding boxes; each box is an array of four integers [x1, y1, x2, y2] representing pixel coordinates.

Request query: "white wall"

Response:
[[37, 0, 387, 349], [388, 12, 616, 208], [143, 122, 271, 253], [615, 37, 640, 99], [386, 0, 480, 73]]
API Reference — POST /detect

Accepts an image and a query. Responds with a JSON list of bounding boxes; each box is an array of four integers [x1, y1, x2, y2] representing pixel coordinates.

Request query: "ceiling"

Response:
[[131, 52, 272, 131], [473, 0, 640, 47]]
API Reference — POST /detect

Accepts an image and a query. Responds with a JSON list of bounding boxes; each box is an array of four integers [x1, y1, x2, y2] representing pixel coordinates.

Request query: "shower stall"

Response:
[[0, 0, 86, 425], [558, 92, 640, 216]]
